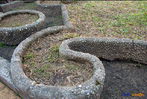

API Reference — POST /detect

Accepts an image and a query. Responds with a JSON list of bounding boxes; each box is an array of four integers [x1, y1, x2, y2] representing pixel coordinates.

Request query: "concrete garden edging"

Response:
[[59, 37, 147, 65], [1, 30, 146, 98], [0, 7, 74, 96], [0, 10, 46, 45], [0, 1, 24, 12], [10, 35, 147, 99], [36, 1, 74, 30], [0, 3, 74, 97], [9, 26, 105, 99]]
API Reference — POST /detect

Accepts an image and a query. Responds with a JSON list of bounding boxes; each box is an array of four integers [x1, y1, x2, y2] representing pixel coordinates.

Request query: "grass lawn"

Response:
[[66, 1, 147, 41]]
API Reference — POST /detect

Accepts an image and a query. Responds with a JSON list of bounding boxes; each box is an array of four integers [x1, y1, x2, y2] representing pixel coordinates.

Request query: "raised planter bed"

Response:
[[0, 10, 46, 45], [0, 1, 24, 12], [9, 35, 147, 99], [8, 28, 105, 99], [22, 35, 94, 87]]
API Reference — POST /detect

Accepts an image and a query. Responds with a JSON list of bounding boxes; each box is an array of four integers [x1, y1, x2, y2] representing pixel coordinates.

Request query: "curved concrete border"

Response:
[[10, 35, 147, 99], [36, 1, 74, 31], [0, 10, 46, 45], [10, 27, 105, 99], [59, 37, 147, 64]]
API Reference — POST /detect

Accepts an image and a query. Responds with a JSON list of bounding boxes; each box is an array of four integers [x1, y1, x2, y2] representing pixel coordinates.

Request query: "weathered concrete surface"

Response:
[[60, 38, 147, 65], [0, 57, 17, 93], [0, 10, 46, 45], [10, 36, 147, 99], [1, 35, 147, 99]]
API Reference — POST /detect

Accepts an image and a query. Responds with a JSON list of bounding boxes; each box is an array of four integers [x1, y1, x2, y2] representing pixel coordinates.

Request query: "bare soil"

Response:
[[22, 30, 93, 86], [0, 13, 38, 27], [100, 59, 147, 99]]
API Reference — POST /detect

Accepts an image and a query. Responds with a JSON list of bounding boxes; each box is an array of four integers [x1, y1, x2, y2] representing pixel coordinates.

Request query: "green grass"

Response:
[[0, 42, 3, 47], [0, 42, 8, 48], [59, 15, 62, 20], [24, 54, 34, 59], [7, 1, 147, 41], [65, 64, 76, 71], [49, 45, 60, 52], [29, 62, 34, 66], [66, 1, 147, 40]]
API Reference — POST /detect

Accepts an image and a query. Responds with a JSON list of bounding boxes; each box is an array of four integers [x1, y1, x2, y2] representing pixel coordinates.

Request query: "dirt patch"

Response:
[[0, 13, 38, 27], [100, 59, 147, 99], [22, 30, 93, 86]]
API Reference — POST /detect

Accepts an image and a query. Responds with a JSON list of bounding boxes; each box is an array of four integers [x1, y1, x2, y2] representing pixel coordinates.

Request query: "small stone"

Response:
[[87, 93, 90, 95], [32, 81, 36, 85], [78, 85, 82, 88]]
